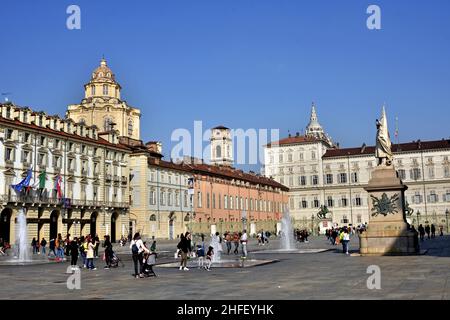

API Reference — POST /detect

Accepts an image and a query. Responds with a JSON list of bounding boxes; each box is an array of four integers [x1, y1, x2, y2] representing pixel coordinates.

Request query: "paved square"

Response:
[[1, 236, 450, 300]]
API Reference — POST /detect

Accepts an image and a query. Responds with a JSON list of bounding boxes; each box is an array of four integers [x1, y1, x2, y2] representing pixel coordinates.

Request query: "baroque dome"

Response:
[[91, 58, 117, 83]]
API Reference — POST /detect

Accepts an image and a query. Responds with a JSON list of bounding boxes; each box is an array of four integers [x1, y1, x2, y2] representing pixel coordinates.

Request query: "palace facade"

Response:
[[0, 102, 131, 245], [128, 127, 289, 239], [263, 104, 450, 232]]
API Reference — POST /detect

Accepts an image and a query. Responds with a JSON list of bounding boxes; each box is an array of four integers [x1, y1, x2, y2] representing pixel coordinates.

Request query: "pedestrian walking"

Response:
[[48, 238, 56, 257], [177, 232, 192, 271], [233, 232, 240, 255], [31, 237, 38, 254], [425, 224, 431, 239], [240, 229, 248, 257], [431, 224, 436, 238], [340, 228, 350, 255], [439, 225, 444, 237], [40, 238, 47, 255], [418, 224, 425, 241], [69, 237, 79, 270], [205, 246, 214, 271], [86, 238, 97, 270], [130, 232, 148, 278], [224, 232, 232, 254], [103, 235, 113, 269]]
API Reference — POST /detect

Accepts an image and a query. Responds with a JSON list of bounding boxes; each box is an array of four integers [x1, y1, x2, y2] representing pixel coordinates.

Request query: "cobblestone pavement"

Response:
[[1, 235, 449, 300]]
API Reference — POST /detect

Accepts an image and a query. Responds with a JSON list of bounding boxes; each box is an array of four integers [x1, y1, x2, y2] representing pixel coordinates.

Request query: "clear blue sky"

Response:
[[1, 0, 450, 172]]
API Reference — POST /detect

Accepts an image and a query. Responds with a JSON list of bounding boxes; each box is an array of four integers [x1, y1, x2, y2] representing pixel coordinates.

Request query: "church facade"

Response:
[[263, 104, 450, 232], [66, 58, 141, 140]]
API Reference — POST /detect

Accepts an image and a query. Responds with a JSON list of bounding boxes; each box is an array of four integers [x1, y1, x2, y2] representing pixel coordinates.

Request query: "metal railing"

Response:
[[0, 193, 129, 208]]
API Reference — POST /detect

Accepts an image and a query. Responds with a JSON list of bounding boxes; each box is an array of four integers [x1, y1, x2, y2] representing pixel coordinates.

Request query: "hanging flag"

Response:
[[11, 169, 32, 193], [39, 171, 46, 189], [54, 175, 63, 199]]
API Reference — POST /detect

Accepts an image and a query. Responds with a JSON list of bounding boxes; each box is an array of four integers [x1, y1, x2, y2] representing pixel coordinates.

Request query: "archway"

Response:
[[0, 208, 12, 243], [111, 212, 119, 242], [90, 212, 98, 236], [49, 210, 59, 240]]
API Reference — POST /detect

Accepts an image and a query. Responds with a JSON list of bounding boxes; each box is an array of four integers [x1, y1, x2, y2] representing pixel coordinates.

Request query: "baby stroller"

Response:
[[142, 252, 157, 277], [110, 251, 125, 268]]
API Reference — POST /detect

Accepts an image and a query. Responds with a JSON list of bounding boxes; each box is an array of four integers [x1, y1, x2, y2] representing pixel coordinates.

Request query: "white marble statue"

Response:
[[376, 106, 393, 166]]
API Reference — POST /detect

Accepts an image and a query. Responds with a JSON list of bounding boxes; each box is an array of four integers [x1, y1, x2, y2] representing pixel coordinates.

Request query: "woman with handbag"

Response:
[[177, 232, 192, 271]]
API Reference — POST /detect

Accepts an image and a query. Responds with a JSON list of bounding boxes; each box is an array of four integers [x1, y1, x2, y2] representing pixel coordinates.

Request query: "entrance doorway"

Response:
[[50, 210, 59, 240], [111, 212, 119, 242], [0, 208, 12, 243], [90, 212, 98, 236]]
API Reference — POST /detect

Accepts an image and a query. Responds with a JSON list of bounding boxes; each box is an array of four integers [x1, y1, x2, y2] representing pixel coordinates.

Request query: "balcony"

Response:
[[0, 193, 130, 209], [0, 193, 63, 206]]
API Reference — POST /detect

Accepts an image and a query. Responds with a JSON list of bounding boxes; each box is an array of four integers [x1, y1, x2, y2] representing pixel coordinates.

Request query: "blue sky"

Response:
[[1, 0, 450, 172]]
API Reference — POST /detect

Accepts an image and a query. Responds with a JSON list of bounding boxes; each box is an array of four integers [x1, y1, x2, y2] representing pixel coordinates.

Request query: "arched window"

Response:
[[216, 145, 221, 158], [103, 84, 108, 95], [149, 214, 156, 221], [91, 85, 96, 95], [79, 118, 86, 125], [128, 120, 133, 136], [104, 118, 112, 132]]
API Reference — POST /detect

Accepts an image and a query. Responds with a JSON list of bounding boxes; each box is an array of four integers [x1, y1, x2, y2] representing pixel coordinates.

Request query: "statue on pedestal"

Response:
[[375, 106, 393, 166]]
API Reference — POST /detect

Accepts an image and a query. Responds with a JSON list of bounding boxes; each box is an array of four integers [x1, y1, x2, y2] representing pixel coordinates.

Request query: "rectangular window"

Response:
[[212, 193, 216, 209], [5, 148, 13, 162], [326, 174, 333, 184], [313, 198, 320, 208], [410, 168, 422, 180], [312, 175, 319, 185], [302, 199, 307, 209], [224, 195, 228, 209], [398, 169, 406, 180], [428, 167, 435, 179], [355, 197, 362, 206], [341, 197, 348, 207], [300, 176, 307, 186], [6, 129, 13, 140], [197, 192, 202, 208], [327, 196, 333, 207], [444, 166, 450, 178], [338, 173, 347, 184], [351, 172, 358, 183]]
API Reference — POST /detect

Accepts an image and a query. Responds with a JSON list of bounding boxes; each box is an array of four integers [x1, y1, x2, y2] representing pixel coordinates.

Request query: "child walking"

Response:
[[206, 246, 214, 271]]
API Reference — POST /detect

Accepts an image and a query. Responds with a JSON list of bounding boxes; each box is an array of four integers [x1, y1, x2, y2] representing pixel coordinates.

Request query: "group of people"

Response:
[[0, 238, 11, 256], [294, 229, 310, 243], [325, 227, 351, 254], [256, 230, 270, 246], [175, 230, 249, 272], [415, 224, 443, 241]]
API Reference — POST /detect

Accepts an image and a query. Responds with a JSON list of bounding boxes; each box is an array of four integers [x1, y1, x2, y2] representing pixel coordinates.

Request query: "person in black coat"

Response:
[[418, 224, 425, 241], [103, 235, 113, 269], [69, 237, 79, 269], [177, 232, 192, 271]]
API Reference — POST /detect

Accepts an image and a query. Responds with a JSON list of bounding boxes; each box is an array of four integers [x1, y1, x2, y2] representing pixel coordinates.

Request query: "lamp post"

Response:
[[311, 214, 315, 236], [417, 210, 420, 225], [446, 209, 449, 233]]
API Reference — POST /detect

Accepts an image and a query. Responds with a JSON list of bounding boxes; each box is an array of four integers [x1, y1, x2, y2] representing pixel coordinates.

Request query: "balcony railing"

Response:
[[0, 193, 129, 208]]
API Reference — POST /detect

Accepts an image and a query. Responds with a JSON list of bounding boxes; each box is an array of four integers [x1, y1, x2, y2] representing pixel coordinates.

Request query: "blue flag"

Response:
[[11, 169, 32, 193]]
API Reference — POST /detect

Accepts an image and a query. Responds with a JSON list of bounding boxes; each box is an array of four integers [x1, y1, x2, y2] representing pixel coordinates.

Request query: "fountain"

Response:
[[0, 208, 51, 265], [280, 210, 295, 250], [252, 210, 332, 255], [15, 208, 31, 262]]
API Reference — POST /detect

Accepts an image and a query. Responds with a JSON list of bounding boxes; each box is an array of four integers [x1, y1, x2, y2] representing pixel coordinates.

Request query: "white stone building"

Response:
[[263, 104, 450, 231], [0, 102, 131, 244]]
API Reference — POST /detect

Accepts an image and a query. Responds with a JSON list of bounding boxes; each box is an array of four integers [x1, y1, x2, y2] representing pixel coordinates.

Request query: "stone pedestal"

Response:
[[359, 166, 419, 256]]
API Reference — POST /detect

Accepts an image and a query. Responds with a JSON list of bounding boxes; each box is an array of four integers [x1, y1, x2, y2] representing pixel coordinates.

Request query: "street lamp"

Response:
[[446, 209, 449, 233], [311, 214, 315, 236]]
